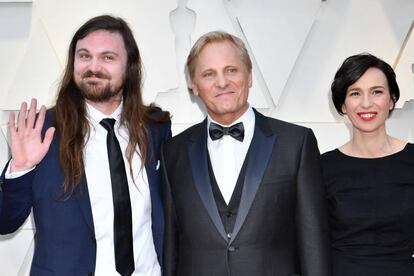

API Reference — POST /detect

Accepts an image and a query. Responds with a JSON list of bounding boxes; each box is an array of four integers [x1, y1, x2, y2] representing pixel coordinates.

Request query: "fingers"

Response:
[[14, 99, 41, 132], [42, 127, 56, 150], [9, 110, 16, 133], [17, 101, 28, 131], [26, 98, 37, 129], [34, 105, 47, 132]]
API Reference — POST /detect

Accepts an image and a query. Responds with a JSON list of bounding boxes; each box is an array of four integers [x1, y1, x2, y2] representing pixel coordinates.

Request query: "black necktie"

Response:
[[100, 118, 134, 276], [209, 122, 244, 142]]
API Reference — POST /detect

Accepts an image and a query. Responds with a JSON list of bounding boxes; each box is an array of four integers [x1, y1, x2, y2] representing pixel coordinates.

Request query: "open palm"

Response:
[[9, 99, 55, 172]]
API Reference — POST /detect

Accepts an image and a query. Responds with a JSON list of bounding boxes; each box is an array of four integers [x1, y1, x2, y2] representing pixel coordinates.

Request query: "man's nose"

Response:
[[88, 57, 102, 72], [215, 73, 229, 88]]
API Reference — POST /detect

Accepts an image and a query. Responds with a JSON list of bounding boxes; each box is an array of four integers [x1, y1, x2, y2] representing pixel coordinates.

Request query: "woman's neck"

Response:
[[341, 128, 405, 158]]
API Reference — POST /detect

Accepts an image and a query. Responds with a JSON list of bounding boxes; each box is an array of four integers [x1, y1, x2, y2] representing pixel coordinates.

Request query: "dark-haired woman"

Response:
[[322, 53, 414, 275]]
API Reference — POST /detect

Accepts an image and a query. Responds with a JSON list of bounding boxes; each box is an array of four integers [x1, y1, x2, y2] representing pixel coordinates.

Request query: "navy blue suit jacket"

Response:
[[0, 109, 171, 276]]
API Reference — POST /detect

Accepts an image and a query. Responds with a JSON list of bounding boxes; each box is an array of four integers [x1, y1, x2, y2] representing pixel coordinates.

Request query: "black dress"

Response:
[[322, 143, 414, 276]]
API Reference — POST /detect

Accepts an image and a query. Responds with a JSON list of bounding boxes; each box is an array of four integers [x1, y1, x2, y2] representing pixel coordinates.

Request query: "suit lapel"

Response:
[[188, 120, 228, 242], [47, 113, 95, 235], [75, 175, 95, 234], [230, 110, 276, 243]]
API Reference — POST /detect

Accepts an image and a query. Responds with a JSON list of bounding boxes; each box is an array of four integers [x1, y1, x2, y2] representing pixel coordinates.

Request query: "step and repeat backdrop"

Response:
[[1, 0, 414, 275]]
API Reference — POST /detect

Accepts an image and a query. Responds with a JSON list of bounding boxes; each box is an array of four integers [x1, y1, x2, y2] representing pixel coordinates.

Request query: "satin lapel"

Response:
[[188, 121, 227, 241], [76, 175, 95, 234], [230, 111, 276, 243]]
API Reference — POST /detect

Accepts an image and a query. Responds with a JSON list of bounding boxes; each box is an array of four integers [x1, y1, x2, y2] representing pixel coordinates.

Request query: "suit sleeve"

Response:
[[0, 111, 54, 235], [0, 161, 34, 234], [296, 129, 331, 276], [160, 144, 179, 276]]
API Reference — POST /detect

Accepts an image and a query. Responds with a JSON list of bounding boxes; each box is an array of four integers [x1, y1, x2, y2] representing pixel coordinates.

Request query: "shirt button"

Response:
[[226, 211, 233, 217]]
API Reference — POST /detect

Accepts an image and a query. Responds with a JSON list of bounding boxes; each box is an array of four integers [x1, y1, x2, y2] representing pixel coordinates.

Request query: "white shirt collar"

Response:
[[86, 101, 123, 127], [207, 104, 255, 128], [207, 105, 255, 142]]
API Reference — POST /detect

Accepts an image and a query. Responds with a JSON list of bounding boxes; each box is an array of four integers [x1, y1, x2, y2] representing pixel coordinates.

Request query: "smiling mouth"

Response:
[[82, 70, 110, 80], [215, 91, 234, 97], [84, 76, 105, 81], [357, 112, 377, 121]]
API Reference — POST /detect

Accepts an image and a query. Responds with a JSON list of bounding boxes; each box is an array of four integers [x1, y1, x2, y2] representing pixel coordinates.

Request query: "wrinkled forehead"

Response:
[[195, 41, 247, 69]]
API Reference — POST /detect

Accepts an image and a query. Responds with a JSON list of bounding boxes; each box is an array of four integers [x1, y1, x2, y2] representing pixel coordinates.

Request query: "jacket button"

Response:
[[228, 246, 235, 252]]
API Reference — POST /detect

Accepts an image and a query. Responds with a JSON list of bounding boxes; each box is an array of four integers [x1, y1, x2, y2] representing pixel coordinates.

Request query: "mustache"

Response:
[[81, 70, 110, 79]]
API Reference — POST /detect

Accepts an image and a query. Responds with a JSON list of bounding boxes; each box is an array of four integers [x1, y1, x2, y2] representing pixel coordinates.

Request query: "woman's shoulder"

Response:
[[321, 148, 341, 159]]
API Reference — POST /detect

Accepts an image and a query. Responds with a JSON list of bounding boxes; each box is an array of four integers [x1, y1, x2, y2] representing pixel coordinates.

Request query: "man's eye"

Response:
[[79, 54, 90, 59]]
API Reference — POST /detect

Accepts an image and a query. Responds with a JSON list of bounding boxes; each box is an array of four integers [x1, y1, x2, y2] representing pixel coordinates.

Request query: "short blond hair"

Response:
[[186, 31, 252, 82]]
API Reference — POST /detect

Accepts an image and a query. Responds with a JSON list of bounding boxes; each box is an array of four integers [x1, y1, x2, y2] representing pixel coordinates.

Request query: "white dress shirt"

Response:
[[207, 105, 255, 204], [84, 103, 160, 276], [6, 103, 161, 276]]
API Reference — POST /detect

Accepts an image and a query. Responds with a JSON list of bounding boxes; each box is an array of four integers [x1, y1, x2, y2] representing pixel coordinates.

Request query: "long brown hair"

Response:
[[55, 15, 169, 195]]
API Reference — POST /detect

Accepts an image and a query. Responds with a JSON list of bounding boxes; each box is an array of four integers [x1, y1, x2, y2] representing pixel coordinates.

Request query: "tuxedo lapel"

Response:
[[230, 111, 276, 243], [188, 121, 227, 242]]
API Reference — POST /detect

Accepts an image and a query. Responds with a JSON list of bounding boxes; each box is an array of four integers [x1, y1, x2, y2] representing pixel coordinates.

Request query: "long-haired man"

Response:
[[0, 15, 170, 276]]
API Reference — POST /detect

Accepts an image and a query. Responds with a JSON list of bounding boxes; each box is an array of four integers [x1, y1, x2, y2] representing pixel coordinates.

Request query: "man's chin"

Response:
[[81, 89, 122, 103]]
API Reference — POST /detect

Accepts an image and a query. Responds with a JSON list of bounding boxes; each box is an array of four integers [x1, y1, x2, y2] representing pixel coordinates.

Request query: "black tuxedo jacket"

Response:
[[161, 110, 330, 276]]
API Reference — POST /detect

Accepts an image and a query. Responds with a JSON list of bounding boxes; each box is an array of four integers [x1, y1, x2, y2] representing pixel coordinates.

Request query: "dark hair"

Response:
[[55, 15, 169, 195], [331, 53, 400, 115]]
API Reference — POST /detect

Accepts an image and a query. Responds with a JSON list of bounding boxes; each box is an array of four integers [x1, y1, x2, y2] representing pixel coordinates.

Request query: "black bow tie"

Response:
[[209, 122, 244, 142]]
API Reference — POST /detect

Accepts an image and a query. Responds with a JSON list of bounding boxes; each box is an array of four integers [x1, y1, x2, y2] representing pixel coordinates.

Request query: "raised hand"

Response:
[[9, 99, 55, 172]]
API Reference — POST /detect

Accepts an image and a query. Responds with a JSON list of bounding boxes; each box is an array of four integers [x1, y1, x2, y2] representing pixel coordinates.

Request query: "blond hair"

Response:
[[186, 31, 252, 83]]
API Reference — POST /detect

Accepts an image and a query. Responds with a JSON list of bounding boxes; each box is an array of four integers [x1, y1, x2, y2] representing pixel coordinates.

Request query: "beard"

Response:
[[77, 70, 123, 102]]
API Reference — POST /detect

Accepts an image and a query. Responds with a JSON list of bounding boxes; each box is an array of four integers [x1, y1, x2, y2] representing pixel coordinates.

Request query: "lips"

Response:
[[84, 76, 103, 81], [357, 112, 377, 121], [82, 70, 110, 80], [215, 91, 235, 97]]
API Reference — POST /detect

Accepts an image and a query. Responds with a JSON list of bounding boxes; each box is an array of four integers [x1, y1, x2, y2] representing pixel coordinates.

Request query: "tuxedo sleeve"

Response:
[[160, 144, 179, 276], [0, 161, 34, 234], [296, 129, 331, 276]]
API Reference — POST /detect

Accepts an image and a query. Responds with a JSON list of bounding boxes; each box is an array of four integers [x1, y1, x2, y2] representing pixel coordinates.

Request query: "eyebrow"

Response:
[[370, 85, 386, 89], [76, 48, 89, 54], [348, 85, 386, 90], [76, 48, 119, 56]]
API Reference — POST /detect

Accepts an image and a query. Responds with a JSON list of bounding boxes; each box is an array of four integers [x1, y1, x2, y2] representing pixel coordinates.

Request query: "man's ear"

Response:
[[191, 82, 199, 96], [248, 72, 252, 88]]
